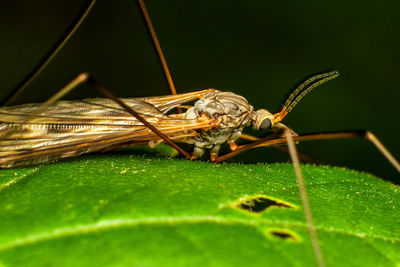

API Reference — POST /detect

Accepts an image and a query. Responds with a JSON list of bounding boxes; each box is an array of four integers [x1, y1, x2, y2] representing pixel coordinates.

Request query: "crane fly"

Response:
[[0, 71, 340, 168], [1, 1, 399, 266]]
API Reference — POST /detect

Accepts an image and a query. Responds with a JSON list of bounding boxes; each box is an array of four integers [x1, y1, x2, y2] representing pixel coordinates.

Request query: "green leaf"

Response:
[[0, 152, 399, 266]]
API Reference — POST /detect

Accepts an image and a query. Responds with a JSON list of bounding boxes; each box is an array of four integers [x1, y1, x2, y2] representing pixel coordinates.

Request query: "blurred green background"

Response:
[[0, 0, 399, 180]]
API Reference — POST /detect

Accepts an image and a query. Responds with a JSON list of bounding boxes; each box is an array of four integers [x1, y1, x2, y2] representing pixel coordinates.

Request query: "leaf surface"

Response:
[[0, 152, 399, 266]]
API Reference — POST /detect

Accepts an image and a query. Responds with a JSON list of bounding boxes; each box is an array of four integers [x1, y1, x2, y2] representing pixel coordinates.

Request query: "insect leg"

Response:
[[214, 130, 400, 174], [2, 0, 97, 106], [136, 0, 185, 115], [227, 131, 326, 264], [137, 0, 177, 96], [285, 131, 325, 267], [233, 134, 319, 163]]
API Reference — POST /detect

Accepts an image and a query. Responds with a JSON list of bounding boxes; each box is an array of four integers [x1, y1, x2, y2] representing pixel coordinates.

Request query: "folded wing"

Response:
[[0, 89, 214, 167]]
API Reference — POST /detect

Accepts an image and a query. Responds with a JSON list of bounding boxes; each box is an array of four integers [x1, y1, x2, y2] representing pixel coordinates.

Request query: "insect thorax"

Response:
[[184, 91, 254, 157]]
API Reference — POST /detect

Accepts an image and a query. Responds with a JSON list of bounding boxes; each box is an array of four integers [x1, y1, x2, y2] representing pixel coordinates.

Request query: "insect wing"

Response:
[[0, 90, 214, 168]]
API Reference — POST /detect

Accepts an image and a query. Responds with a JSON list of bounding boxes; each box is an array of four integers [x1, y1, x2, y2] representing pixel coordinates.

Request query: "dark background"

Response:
[[0, 0, 399, 180]]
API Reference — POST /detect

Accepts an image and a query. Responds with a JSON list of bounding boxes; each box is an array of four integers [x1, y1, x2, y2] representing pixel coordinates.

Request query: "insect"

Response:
[[0, 71, 342, 168], [1, 1, 399, 266]]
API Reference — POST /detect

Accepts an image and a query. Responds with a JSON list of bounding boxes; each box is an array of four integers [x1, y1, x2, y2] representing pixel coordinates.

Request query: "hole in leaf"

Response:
[[268, 230, 298, 241], [236, 196, 293, 213]]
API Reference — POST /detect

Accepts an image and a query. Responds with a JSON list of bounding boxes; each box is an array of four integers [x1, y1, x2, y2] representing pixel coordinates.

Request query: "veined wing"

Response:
[[0, 90, 215, 167]]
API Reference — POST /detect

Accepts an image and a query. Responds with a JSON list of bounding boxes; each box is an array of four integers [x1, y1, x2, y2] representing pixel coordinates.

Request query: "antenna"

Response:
[[274, 71, 339, 123]]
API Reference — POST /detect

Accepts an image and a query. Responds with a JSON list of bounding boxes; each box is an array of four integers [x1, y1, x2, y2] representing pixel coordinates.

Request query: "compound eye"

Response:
[[259, 118, 272, 130]]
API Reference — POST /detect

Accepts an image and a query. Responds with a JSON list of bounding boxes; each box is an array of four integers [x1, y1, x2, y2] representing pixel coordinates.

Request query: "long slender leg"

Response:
[[285, 132, 325, 267], [2, 0, 97, 106], [239, 134, 320, 163], [137, 0, 176, 96], [242, 131, 325, 265], [137, 0, 184, 114], [215, 130, 400, 174]]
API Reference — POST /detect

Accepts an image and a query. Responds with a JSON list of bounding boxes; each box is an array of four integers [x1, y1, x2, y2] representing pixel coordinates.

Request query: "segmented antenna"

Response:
[[274, 71, 339, 123]]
